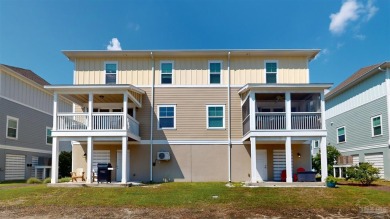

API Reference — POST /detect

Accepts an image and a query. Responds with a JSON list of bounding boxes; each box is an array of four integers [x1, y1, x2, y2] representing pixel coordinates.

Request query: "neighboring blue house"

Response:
[[325, 62, 390, 179], [0, 64, 72, 181]]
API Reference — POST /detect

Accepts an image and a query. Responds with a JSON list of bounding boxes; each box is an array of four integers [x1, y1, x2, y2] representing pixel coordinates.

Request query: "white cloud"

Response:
[[329, 0, 379, 35], [329, 0, 361, 34], [107, 38, 122, 51], [354, 34, 366, 40], [128, 22, 140, 31]]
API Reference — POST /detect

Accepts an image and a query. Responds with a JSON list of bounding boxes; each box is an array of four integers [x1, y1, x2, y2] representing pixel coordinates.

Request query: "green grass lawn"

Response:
[[0, 182, 389, 208]]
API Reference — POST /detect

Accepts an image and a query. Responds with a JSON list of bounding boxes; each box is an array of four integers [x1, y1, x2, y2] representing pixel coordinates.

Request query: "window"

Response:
[[209, 61, 222, 84], [337, 126, 346, 143], [372, 115, 382, 136], [313, 140, 319, 148], [6, 116, 18, 139], [158, 105, 176, 129], [207, 105, 225, 129], [105, 62, 117, 84], [265, 61, 277, 84], [161, 61, 173, 84], [46, 127, 52, 145]]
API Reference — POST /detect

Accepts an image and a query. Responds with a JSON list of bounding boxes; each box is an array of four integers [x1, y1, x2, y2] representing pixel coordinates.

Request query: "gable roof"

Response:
[[326, 62, 390, 100], [0, 64, 50, 86]]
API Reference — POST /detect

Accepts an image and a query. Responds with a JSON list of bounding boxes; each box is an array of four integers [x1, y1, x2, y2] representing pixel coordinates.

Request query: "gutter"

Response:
[[227, 52, 231, 182], [150, 52, 155, 182]]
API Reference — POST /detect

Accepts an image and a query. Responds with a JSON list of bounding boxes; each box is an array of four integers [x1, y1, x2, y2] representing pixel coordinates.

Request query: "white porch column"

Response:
[[285, 92, 291, 130], [121, 136, 128, 183], [320, 136, 328, 182], [250, 136, 257, 183], [320, 92, 326, 130], [123, 92, 128, 130], [285, 137, 292, 182], [88, 92, 93, 130], [50, 137, 59, 183], [86, 136, 93, 183], [249, 91, 256, 131], [53, 92, 58, 131]]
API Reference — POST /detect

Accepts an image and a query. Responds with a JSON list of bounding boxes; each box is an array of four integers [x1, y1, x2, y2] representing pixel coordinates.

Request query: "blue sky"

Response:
[[0, 0, 389, 87]]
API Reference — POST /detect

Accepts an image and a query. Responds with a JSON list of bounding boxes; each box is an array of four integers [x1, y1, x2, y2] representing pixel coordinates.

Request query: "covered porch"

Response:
[[44, 84, 145, 184]]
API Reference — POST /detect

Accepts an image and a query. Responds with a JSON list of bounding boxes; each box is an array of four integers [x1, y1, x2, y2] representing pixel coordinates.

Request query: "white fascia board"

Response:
[[44, 84, 145, 95], [238, 83, 333, 94], [245, 130, 327, 138], [52, 130, 128, 137]]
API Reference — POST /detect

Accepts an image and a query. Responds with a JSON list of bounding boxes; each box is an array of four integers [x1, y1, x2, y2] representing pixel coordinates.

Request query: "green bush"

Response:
[[43, 177, 51, 184], [59, 151, 72, 178], [325, 176, 338, 184], [59, 177, 72, 183], [26, 177, 42, 184], [346, 162, 380, 186], [312, 145, 341, 176]]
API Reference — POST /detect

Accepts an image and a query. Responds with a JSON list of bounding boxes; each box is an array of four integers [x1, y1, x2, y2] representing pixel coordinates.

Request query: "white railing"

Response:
[[127, 114, 140, 136], [57, 113, 89, 130], [256, 112, 286, 130], [292, 112, 321, 129], [92, 113, 123, 130]]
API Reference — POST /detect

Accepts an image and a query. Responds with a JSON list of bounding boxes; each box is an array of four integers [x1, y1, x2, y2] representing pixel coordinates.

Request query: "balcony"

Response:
[[56, 112, 139, 138], [242, 92, 325, 137]]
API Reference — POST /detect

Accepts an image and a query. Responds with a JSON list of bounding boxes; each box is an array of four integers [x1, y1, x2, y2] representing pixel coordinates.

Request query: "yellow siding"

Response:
[[74, 56, 308, 85]]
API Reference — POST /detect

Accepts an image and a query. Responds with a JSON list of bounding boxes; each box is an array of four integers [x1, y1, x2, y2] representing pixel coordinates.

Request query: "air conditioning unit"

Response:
[[157, 152, 170, 161]]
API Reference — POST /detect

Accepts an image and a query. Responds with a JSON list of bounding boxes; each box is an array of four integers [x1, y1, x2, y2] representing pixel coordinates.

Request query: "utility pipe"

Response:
[[227, 51, 231, 182], [150, 52, 155, 182]]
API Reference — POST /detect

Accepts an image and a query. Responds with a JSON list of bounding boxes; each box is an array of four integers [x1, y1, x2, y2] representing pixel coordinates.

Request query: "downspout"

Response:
[[384, 66, 390, 146], [150, 52, 155, 182], [227, 52, 231, 182]]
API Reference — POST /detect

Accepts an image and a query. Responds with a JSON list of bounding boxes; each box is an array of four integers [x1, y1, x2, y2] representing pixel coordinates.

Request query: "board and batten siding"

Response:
[[74, 56, 309, 86], [0, 72, 72, 114], [326, 96, 388, 153]]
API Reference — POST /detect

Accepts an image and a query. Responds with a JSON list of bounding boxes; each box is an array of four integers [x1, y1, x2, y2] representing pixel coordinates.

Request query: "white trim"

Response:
[[336, 126, 346, 144], [338, 143, 388, 152], [1, 95, 52, 116], [0, 144, 51, 154], [371, 114, 383, 137], [206, 105, 225, 129], [104, 61, 118, 84], [46, 127, 53, 145], [138, 140, 243, 145], [208, 60, 223, 85], [6, 116, 19, 140], [264, 60, 278, 84], [138, 84, 244, 88], [160, 61, 174, 85], [52, 130, 128, 137], [157, 105, 176, 130], [306, 58, 310, 83]]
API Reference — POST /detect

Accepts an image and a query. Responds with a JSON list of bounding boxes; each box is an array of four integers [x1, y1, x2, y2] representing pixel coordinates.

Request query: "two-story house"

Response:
[[46, 49, 331, 184], [326, 62, 390, 179], [0, 64, 72, 181]]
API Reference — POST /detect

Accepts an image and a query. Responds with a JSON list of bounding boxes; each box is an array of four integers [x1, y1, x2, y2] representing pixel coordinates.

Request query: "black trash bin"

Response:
[[97, 163, 112, 183]]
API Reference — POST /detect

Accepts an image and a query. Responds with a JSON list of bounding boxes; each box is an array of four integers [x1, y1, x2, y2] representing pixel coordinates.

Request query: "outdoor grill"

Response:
[[97, 163, 112, 183]]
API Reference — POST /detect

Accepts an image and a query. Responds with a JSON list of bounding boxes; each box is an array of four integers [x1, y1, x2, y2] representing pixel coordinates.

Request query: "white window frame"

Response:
[[206, 105, 225, 129], [313, 140, 319, 148], [208, 60, 223, 84], [104, 61, 118, 84], [337, 126, 346, 144], [160, 61, 174, 85], [264, 60, 278, 84], [6, 116, 19, 140], [371, 115, 383, 137], [46, 127, 53, 145], [157, 105, 176, 130]]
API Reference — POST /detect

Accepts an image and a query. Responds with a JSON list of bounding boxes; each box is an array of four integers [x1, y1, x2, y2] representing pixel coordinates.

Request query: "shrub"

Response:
[[43, 177, 51, 184], [59, 177, 72, 183], [346, 162, 380, 186], [312, 145, 341, 176], [59, 151, 72, 178], [26, 177, 42, 184], [325, 176, 338, 184]]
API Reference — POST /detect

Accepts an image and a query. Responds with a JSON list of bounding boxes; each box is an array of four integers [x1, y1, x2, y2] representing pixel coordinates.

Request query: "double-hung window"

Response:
[[105, 62, 117, 84], [46, 127, 53, 145], [209, 61, 222, 84], [161, 61, 173, 84], [207, 105, 225, 129], [265, 61, 277, 84], [372, 115, 382, 136], [337, 126, 346, 143], [6, 116, 18, 139], [158, 105, 176, 129]]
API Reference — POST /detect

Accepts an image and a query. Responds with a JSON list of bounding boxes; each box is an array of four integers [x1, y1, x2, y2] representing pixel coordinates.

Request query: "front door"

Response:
[[256, 150, 268, 181], [116, 150, 130, 182]]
